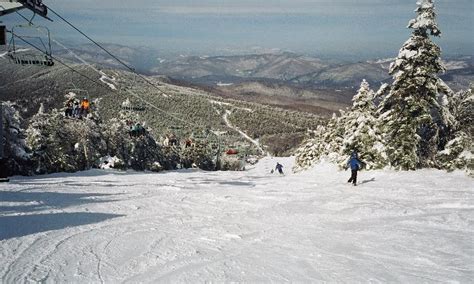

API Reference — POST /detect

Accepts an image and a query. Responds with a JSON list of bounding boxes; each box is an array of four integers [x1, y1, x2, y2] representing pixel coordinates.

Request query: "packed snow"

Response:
[[222, 110, 265, 154], [1, 157, 473, 283], [216, 82, 234, 87], [99, 71, 117, 90]]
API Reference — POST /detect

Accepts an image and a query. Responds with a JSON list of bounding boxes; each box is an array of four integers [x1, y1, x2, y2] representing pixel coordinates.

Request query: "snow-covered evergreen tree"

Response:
[[294, 127, 327, 170], [103, 105, 165, 171], [180, 140, 216, 170], [294, 111, 348, 170], [340, 80, 386, 169], [449, 88, 473, 137], [26, 102, 107, 173], [102, 110, 139, 169], [295, 80, 388, 171], [1, 102, 31, 176], [378, 0, 452, 170], [437, 88, 474, 171]]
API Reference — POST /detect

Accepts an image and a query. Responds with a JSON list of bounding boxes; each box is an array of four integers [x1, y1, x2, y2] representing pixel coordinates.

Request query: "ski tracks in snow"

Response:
[[222, 109, 265, 154], [1, 159, 473, 282], [208, 99, 265, 154]]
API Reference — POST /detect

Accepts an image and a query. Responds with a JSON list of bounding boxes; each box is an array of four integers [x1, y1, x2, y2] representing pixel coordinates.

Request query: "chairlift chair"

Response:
[[226, 146, 239, 155], [65, 88, 90, 100], [64, 88, 92, 116], [121, 98, 147, 112], [7, 24, 54, 66]]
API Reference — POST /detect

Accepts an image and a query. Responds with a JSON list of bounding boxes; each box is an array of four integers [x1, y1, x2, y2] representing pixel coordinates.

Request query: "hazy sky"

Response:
[[2, 0, 473, 58]]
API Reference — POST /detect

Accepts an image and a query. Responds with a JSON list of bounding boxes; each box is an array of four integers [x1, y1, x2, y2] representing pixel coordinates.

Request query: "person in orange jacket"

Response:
[[80, 97, 90, 116]]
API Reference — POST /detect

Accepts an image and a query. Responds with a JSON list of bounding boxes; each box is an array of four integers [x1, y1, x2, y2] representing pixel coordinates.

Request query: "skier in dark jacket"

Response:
[[347, 151, 362, 186], [275, 162, 284, 175]]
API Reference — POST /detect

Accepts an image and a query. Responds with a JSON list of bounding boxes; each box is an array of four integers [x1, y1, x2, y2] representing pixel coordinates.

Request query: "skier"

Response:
[[346, 151, 362, 186], [275, 162, 284, 175]]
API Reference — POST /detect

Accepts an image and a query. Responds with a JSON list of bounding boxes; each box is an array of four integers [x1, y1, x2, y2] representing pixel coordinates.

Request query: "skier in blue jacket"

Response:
[[275, 162, 284, 175], [347, 151, 363, 186]]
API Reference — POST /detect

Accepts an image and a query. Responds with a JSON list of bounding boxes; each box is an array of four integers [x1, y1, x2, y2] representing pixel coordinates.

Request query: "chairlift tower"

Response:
[[0, 1, 50, 19]]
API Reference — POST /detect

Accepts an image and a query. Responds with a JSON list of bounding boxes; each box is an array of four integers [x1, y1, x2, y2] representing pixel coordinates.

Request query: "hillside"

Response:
[[0, 58, 322, 156], [50, 44, 473, 91], [151, 52, 329, 81], [1, 157, 472, 282]]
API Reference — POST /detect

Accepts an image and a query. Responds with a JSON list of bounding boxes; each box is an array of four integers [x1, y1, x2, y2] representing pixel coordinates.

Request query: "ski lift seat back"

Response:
[[9, 53, 54, 66], [7, 24, 54, 67]]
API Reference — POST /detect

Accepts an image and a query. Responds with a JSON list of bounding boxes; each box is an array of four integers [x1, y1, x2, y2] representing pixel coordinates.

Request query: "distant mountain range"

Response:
[[49, 43, 473, 90], [1, 42, 472, 155], [43, 43, 473, 113], [2, 42, 472, 116]]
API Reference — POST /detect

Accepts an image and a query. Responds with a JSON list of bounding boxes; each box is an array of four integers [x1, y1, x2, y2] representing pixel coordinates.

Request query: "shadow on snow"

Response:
[[0, 212, 124, 240], [0, 189, 124, 239], [0, 190, 120, 214]]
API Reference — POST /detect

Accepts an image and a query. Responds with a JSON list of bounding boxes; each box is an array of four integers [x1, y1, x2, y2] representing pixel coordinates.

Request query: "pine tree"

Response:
[[103, 110, 139, 168], [294, 127, 327, 170], [103, 106, 165, 171], [294, 111, 348, 170], [1, 102, 31, 176], [437, 88, 474, 171], [340, 80, 386, 169], [379, 0, 451, 170], [180, 140, 216, 170], [26, 101, 107, 173]]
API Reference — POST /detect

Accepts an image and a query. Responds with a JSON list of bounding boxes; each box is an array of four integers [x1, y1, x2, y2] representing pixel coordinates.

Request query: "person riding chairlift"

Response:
[[185, 138, 192, 148], [80, 97, 90, 117], [169, 135, 178, 146], [64, 99, 73, 117], [73, 99, 81, 118], [130, 123, 145, 138]]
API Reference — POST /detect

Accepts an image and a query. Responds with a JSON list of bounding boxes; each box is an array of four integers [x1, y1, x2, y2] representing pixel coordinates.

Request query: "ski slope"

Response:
[[1, 157, 473, 283]]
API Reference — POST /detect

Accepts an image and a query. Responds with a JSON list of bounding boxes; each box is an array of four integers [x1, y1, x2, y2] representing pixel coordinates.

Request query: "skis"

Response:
[[0, 178, 9, 183]]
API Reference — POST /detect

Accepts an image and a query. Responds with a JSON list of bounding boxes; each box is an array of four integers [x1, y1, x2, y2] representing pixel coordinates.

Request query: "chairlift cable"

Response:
[[15, 10, 108, 77], [12, 33, 114, 92], [12, 8, 231, 144], [10, 14, 199, 130], [46, 5, 168, 96], [14, 33, 208, 133], [40, 6, 211, 132]]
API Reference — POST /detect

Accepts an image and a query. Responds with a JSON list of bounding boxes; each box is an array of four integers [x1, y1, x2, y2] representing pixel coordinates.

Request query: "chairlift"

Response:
[[168, 126, 183, 135], [0, 0, 50, 19], [121, 98, 147, 112], [226, 147, 239, 155], [64, 88, 92, 118], [65, 88, 90, 100], [7, 24, 54, 66]]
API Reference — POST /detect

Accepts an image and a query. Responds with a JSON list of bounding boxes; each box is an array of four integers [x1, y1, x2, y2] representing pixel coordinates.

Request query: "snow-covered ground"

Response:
[[1, 157, 473, 283]]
